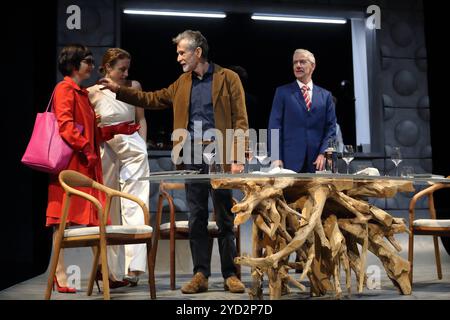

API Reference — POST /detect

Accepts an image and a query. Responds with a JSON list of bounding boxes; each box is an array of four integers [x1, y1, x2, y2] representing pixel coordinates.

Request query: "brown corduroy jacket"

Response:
[[116, 63, 249, 167]]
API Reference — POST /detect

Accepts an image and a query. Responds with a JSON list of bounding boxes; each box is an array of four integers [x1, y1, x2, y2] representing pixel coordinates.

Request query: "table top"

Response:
[[139, 172, 449, 185]]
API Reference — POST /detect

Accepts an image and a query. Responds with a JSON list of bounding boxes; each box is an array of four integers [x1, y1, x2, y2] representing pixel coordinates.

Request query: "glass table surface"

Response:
[[139, 172, 449, 185]]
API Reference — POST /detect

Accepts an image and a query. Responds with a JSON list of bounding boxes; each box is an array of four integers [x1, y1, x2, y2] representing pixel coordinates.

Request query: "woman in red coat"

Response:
[[46, 44, 105, 293]]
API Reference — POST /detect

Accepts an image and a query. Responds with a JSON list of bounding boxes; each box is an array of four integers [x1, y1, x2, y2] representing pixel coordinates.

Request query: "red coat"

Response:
[[46, 77, 105, 226]]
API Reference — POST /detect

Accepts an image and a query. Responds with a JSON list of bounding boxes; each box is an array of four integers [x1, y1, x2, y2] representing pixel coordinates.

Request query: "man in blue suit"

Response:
[[268, 49, 336, 173]]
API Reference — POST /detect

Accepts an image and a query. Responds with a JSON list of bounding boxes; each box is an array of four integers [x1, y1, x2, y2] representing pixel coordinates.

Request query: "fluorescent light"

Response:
[[123, 9, 226, 19], [251, 14, 346, 24]]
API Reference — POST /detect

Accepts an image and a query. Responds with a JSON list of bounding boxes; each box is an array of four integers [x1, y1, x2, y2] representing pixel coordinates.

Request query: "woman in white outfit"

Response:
[[88, 48, 150, 286]]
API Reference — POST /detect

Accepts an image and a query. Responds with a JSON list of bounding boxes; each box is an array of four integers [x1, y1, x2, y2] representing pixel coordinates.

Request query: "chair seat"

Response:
[[159, 221, 239, 233], [160, 221, 218, 231], [413, 219, 450, 228], [64, 225, 153, 238]]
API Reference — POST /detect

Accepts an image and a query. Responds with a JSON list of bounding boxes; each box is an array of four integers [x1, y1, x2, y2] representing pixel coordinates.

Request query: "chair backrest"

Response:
[[59, 170, 95, 188], [58, 170, 150, 228], [159, 182, 185, 192], [59, 169, 115, 195], [409, 181, 450, 235], [159, 181, 218, 221], [57, 170, 105, 231]]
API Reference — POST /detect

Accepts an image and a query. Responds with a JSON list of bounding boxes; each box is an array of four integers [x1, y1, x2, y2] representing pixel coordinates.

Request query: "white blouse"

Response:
[[87, 84, 136, 126]]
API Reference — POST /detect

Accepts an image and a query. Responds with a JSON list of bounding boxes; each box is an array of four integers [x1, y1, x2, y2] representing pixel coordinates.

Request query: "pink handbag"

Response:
[[21, 87, 83, 174]]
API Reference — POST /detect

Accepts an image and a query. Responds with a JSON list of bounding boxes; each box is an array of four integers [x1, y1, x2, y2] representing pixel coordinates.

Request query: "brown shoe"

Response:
[[224, 276, 245, 293], [181, 272, 208, 294]]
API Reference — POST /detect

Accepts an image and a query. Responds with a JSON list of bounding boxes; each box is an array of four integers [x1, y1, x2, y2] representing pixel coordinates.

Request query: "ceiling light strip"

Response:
[[251, 14, 346, 24], [123, 9, 226, 19]]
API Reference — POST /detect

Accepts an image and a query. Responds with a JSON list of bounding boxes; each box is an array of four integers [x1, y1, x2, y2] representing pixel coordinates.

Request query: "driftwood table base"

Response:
[[211, 177, 414, 300]]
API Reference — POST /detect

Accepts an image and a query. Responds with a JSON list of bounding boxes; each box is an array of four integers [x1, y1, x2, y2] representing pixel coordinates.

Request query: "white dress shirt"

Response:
[[296, 79, 314, 101]]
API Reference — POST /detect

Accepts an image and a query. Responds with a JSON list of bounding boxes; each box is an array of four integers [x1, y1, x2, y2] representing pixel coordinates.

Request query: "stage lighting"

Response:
[[251, 14, 346, 24], [123, 9, 226, 19]]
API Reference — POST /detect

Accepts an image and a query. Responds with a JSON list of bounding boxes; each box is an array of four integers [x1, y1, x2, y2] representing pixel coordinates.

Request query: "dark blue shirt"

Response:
[[188, 63, 215, 140]]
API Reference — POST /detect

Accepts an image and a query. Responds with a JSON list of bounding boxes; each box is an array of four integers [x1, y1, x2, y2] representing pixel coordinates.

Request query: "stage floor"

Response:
[[0, 270, 449, 300], [1, 235, 449, 300]]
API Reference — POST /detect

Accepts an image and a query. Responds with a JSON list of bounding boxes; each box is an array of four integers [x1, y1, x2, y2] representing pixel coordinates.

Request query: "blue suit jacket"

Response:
[[268, 81, 336, 173]]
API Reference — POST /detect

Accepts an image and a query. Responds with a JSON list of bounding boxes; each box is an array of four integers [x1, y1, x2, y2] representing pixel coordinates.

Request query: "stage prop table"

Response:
[[142, 172, 449, 299]]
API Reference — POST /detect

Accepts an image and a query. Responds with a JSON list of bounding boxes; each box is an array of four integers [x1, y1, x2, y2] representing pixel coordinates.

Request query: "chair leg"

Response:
[[99, 243, 110, 300], [147, 241, 156, 299], [208, 238, 214, 264], [433, 236, 443, 280], [170, 235, 176, 290], [236, 234, 241, 280], [45, 243, 63, 300], [408, 233, 414, 285], [87, 246, 100, 296]]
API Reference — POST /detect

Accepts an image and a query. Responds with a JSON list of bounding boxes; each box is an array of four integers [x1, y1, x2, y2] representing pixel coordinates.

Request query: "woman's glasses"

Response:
[[82, 57, 95, 65]]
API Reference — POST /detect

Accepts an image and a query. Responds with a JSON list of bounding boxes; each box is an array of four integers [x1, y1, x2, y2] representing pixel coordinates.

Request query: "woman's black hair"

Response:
[[58, 44, 92, 77]]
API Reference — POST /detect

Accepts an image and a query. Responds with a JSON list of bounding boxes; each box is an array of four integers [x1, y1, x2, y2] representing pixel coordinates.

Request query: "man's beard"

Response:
[[182, 64, 191, 72]]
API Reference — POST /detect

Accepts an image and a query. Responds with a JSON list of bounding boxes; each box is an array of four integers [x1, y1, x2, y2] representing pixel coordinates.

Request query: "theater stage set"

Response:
[[2, 0, 450, 301]]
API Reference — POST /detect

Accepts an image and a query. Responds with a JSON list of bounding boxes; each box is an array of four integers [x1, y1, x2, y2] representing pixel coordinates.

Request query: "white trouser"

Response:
[[101, 132, 150, 279]]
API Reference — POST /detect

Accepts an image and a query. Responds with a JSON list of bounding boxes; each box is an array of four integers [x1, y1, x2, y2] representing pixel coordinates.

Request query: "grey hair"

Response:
[[172, 30, 209, 59], [293, 49, 316, 64]]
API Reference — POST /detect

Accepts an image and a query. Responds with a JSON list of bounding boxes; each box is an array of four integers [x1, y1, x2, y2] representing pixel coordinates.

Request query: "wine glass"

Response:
[[255, 142, 268, 171], [203, 142, 216, 174], [342, 145, 354, 174], [391, 147, 402, 176], [245, 141, 255, 173]]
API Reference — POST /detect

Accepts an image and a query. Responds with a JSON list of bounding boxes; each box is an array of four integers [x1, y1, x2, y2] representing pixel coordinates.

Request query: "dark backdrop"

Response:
[[1, 1, 56, 290], [121, 12, 356, 147], [424, 2, 450, 252]]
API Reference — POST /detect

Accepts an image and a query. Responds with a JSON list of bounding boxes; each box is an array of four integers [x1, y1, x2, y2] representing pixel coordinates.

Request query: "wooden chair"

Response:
[[153, 181, 241, 290], [408, 181, 450, 284], [45, 170, 156, 300]]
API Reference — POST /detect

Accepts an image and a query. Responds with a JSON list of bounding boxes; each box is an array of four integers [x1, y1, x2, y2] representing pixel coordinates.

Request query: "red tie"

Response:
[[301, 85, 312, 111]]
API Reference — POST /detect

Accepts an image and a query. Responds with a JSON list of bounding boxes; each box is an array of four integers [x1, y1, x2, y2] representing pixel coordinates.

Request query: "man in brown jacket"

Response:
[[100, 30, 248, 294]]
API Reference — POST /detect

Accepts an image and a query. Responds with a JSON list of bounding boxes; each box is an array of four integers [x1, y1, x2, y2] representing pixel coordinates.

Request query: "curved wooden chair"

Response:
[[45, 170, 156, 300], [153, 181, 241, 290], [408, 180, 450, 284]]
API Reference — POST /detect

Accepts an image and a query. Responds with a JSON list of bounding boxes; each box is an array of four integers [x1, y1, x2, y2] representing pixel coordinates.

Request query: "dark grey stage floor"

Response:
[[1, 233, 449, 300], [0, 271, 449, 301]]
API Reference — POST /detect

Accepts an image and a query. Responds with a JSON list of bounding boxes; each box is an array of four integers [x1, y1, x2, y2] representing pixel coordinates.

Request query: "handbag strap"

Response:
[[45, 87, 57, 113], [47, 79, 76, 113]]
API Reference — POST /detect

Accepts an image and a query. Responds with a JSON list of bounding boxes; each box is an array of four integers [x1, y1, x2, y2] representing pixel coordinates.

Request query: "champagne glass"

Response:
[[342, 145, 354, 174], [255, 142, 268, 171], [391, 147, 402, 176]]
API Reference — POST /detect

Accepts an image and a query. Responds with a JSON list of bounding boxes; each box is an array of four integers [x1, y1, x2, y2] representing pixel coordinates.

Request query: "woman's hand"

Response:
[[81, 144, 99, 169]]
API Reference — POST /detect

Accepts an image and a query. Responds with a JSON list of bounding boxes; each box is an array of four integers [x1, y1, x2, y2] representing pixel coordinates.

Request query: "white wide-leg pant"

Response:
[[101, 132, 150, 279]]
